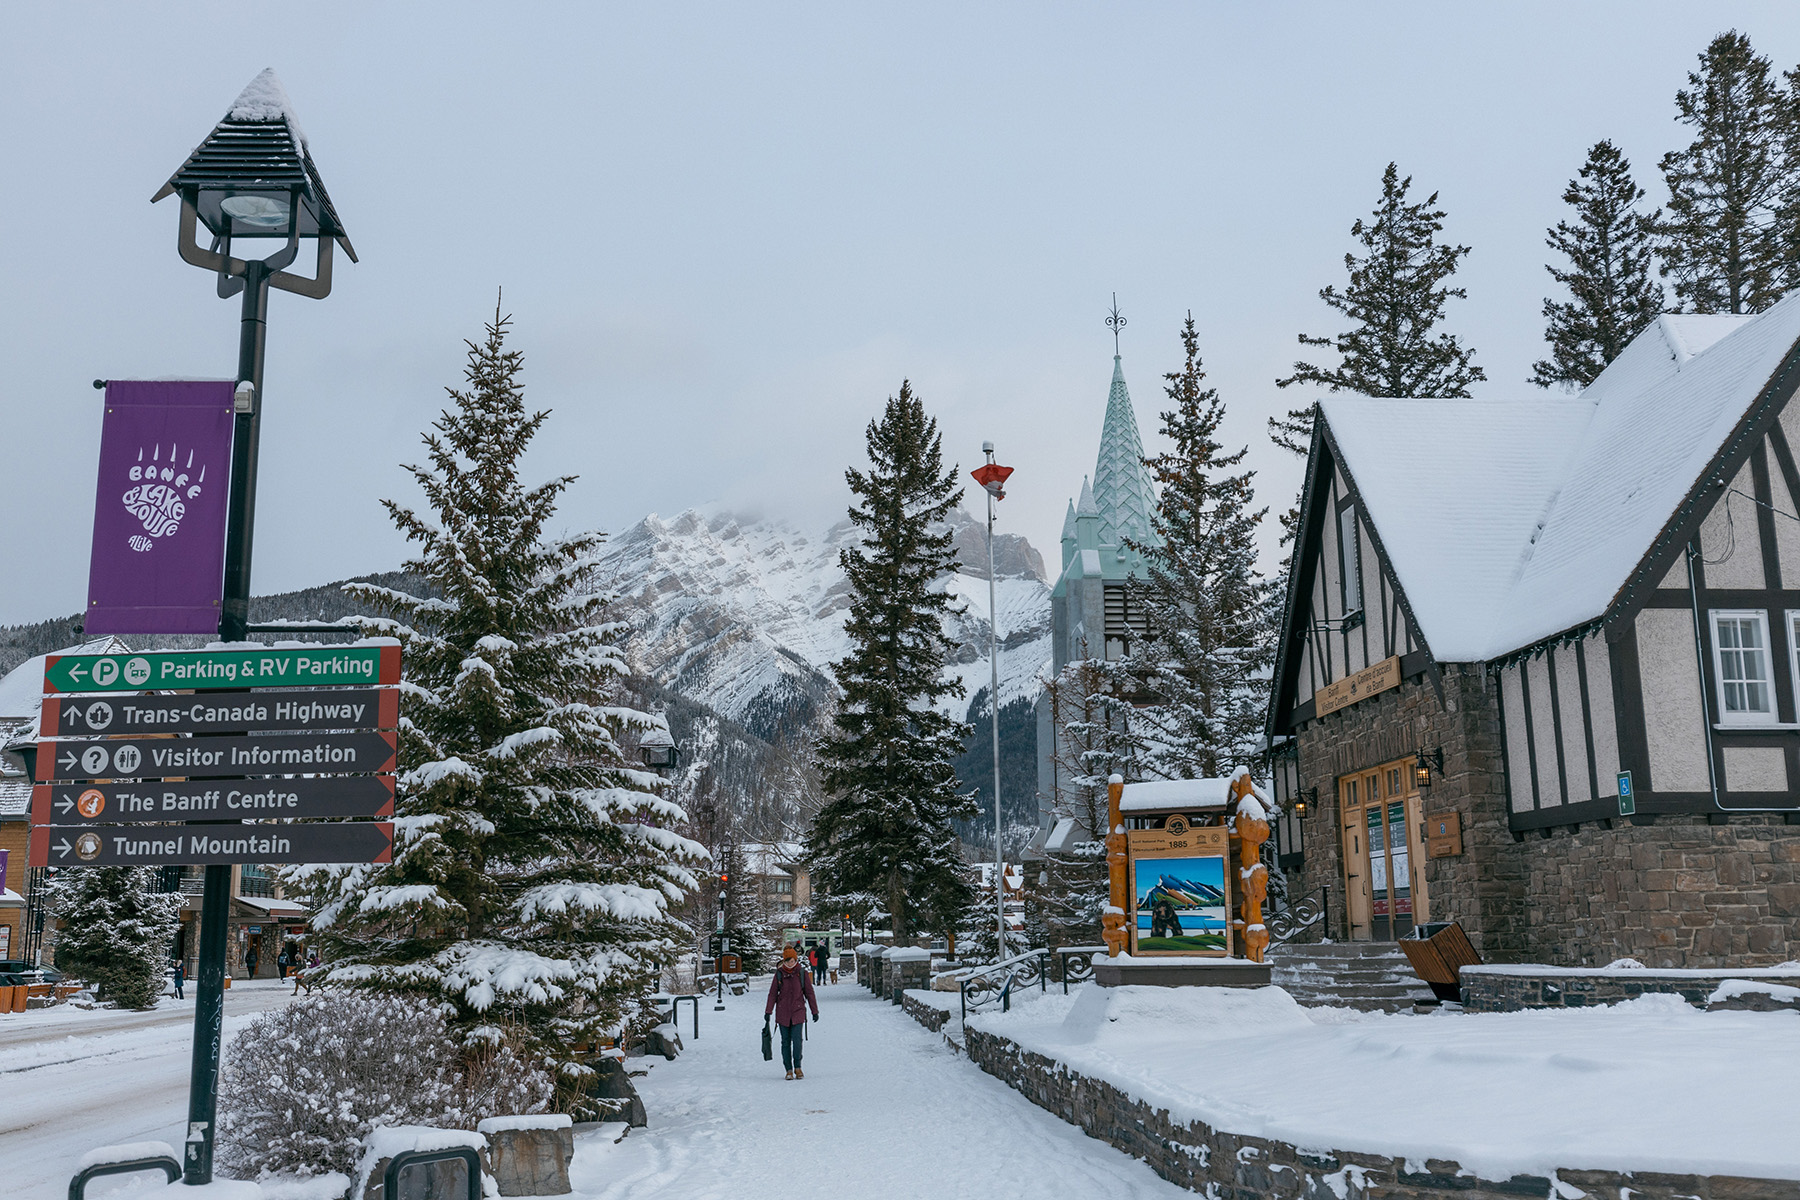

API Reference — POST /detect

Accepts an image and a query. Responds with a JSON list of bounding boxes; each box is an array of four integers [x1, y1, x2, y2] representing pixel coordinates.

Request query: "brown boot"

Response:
[[795, 1067, 804, 1079], [785, 1070, 794, 1080]]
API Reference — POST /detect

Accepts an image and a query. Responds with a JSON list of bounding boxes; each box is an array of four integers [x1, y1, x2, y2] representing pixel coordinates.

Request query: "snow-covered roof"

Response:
[[1321, 295, 1800, 661], [1118, 778, 1239, 812], [0, 637, 131, 721], [228, 68, 307, 145], [0, 777, 29, 819], [235, 896, 306, 915], [0, 888, 24, 906]]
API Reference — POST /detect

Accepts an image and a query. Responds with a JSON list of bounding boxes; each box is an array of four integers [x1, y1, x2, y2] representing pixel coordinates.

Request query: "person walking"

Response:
[[765, 945, 819, 1080], [277, 948, 291, 980], [244, 946, 258, 981], [171, 958, 185, 1000], [814, 943, 829, 985]]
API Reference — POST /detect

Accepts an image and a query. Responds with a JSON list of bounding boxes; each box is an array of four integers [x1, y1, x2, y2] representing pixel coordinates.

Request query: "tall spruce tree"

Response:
[[1658, 31, 1795, 314], [806, 382, 974, 943], [1532, 140, 1666, 389], [295, 304, 705, 1115], [1277, 162, 1485, 407], [1129, 314, 1272, 779]]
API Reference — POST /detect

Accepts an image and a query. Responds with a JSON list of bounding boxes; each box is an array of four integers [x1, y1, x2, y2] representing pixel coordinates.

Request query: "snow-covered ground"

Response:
[[571, 976, 1186, 1199], [1, 978, 301, 1199], [5, 974, 1182, 1199], [969, 983, 1800, 1184]]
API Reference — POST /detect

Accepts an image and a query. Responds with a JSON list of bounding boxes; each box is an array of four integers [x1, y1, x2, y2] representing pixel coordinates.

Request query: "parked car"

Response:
[[0, 960, 65, 988]]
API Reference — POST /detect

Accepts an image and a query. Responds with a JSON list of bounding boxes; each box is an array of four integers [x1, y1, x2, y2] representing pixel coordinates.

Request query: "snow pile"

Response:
[[972, 985, 1800, 1181], [1710, 978, 1800, 1004], [75, 1140, 179, 1169]]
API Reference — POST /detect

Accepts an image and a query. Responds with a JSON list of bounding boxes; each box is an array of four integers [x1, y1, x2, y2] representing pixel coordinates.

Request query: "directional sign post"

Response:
[[32, 776, 396, 824], [43, 644, 400, 693], [36, 731, 398, 782], [30, 821, 393, 867], [41, 688, 398, 737]]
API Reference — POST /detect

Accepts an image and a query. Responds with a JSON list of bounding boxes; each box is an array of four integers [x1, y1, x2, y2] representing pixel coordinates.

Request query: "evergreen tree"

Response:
[[1129, 314, 1273, 780], [295, 304, 706, 1115], [955, 864, 1029, 964], [716, 840, 778, 975], [1658, 31, 1794, 314], [806, 382, 974, 943], [47, 867, 181, 1009], [1278, 162, 1485, 401], [1532, 140, 1666, 388]]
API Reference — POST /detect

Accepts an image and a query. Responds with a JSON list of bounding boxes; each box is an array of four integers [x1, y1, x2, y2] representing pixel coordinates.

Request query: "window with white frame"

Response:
[[1786, 611, 1800, 720], [1711, 610, 1775, 723]]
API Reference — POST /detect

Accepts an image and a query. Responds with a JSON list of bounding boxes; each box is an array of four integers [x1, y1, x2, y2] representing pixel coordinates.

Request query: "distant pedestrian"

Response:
[[244, 947, 258, 980], [812, 944, 828, 985], [765, 946, 819, 1080], [171, 959, 185, 1000], [277, 949, 291, 979]]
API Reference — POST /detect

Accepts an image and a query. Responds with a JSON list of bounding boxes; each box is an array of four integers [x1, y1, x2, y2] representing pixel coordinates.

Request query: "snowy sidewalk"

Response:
[[570, 977, 1188, 1200]]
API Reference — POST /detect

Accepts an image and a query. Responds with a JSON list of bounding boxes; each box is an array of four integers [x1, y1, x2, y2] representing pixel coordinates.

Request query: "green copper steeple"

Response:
[[1093, 355, 1157, 550]]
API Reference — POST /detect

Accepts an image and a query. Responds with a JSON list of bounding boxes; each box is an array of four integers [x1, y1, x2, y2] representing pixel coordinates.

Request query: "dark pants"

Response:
[[173, 977, 184, 999], [812, 963, 825, 984], [778, 1021, 804, 1070]]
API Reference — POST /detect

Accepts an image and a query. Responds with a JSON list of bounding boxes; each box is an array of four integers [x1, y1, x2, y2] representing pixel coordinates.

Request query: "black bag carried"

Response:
[[761, 1015, 773, 1061]]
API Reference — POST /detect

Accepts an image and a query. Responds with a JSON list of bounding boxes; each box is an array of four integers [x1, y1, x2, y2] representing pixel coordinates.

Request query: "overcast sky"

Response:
[[3, 3, 1799, 625]]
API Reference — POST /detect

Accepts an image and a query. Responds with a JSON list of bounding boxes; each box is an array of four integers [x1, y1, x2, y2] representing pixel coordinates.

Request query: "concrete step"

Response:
[[1268, 940, 1435, 1011]]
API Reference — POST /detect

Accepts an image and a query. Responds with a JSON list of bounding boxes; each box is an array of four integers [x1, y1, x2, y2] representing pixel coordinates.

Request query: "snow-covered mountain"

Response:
[[600, 507, 1051, 744]]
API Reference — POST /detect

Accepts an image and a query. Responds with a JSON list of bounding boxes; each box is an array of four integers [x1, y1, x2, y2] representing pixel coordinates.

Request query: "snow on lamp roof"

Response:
[[1318, 291, 1800, 662], [228, 68, 306, 145]]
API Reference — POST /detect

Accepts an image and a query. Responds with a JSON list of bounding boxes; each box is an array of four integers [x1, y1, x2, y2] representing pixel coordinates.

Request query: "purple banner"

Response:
[[85, 381, 235, 635]]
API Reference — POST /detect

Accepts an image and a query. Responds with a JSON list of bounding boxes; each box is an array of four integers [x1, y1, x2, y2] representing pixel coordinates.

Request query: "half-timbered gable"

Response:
[[1267, 294, 1800, 968]]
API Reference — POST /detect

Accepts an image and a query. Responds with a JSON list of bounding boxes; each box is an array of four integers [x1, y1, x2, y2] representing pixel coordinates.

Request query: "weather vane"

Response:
[[1106, 293, 1126, 355]]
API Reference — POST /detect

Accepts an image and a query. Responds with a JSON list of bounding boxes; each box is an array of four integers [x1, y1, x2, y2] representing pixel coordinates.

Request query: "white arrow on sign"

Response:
[[69, 664, 88, 681], [53, 838, 72, 859], [59, 749, 79, 771], [56, 797, 74, 814]]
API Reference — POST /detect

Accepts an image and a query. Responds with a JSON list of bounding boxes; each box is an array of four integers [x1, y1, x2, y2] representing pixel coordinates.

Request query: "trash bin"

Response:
[[1399, 921, 1482, 1003]]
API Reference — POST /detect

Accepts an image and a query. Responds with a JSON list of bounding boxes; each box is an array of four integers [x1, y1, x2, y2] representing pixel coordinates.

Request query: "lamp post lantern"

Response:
[[151, 69, 354, 1186], [970, 443, 1014, 961]]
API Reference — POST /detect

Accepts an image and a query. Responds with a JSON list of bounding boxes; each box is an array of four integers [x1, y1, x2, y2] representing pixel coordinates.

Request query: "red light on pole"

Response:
[[971, 461, 1013, 500]]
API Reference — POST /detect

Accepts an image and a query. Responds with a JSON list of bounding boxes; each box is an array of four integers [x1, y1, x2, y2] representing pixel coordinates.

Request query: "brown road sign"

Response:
[[29, 821, 395, 866], [32, 776, 396, 824], [40, 689, 399, 738], [36, 730, 398, 782]]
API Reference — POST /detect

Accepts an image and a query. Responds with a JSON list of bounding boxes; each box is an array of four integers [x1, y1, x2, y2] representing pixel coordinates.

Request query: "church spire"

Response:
[[1093, 353, 1156, 550]]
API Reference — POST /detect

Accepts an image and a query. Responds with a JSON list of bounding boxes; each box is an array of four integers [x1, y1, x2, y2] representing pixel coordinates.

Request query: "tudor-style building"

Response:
[[1268, 297, 1800, 968]]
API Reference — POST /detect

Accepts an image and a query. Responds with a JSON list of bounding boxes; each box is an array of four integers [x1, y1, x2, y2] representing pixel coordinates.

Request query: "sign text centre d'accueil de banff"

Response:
[[42, 644, 401, 693]]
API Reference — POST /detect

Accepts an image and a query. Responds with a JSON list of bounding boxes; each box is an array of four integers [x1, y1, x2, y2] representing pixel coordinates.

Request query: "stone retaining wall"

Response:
[[1461, 966, 1800, 1012], [900, 990, 951, 1033], [961, 1025, 1796, 1199]]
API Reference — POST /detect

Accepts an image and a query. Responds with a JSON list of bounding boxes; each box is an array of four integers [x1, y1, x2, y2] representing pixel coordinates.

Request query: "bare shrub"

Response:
[[218, 991, 551, 1179]]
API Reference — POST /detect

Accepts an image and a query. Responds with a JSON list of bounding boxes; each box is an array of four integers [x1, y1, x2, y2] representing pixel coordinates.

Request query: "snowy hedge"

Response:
[[218, 991, 550, 1179]]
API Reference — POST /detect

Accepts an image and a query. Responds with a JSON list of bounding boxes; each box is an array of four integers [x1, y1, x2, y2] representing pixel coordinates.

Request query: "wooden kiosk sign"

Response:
[[1101, 771, 1274, 971]]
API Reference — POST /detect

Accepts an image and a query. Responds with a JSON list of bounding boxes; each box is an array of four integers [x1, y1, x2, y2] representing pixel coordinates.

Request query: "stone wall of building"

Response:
[[963, 1025, 1792, 1199], [1515, 814, 1800, 967], [1291, 666, 1526, 959]]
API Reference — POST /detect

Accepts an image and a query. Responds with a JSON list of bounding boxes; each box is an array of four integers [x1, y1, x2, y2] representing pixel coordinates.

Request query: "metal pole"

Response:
[[987, 478, 1003, 961], [183, 260, 268, 1186]]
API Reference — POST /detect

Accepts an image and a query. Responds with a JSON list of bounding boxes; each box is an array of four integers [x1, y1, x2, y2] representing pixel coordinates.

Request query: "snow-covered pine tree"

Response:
[[1658, 31, 1794, 314], [1278, 161, 1485, 402], [1532, 140, 1666, 389], [294, 303, 706, 1115], [1128, 314, 1272, 780], [806, 382, 974, 943], [46, 867, 181, 1009]]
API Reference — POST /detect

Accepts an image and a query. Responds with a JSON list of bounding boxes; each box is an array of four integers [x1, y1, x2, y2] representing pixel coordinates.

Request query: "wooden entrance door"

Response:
[[1337, 758, 1430, 941]]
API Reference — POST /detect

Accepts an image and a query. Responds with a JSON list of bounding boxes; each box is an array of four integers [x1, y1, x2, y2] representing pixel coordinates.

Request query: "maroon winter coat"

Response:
[[765, 961, 819, 1027]]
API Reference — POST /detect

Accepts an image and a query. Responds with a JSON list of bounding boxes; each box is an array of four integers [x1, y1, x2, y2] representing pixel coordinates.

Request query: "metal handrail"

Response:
[[670, 994, 700, 1040], [1268, 886, 1330, 946], [959, 949, 1049, 1020], [384, 1146, 482, 1200], [1054, 944, 1106, 993], [69, 1154, 181, 1200]]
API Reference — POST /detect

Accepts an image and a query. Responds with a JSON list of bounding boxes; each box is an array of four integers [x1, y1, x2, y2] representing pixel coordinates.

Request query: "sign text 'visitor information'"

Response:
[[31, 775, 397, 824], [29, 821, 394, 867], [42, 644, 401, 693], [34, 730, 398, 782], [40, 687, 399, 737]]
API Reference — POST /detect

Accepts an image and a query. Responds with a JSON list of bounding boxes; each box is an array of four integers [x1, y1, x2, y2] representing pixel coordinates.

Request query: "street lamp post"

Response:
[[971, 445, 1014, 960], [152, 70, 355, 1186]]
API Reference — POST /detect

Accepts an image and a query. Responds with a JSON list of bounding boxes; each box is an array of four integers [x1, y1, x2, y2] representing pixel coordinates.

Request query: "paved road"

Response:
[[571, 977, 1187, 1200], [0, 979, 299, 1198]]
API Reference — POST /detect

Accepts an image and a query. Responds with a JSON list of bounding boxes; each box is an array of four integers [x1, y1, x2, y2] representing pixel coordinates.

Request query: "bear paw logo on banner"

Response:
[[122, 444, 205, 552]]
